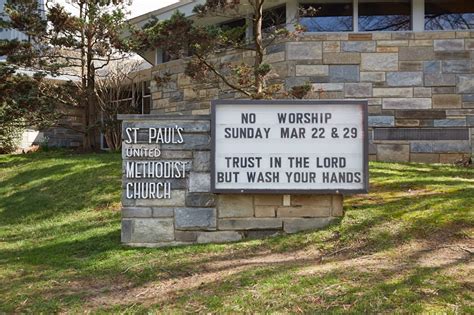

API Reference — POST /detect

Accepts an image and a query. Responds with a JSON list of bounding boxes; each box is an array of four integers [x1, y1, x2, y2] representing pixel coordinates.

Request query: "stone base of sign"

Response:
[[119, 114, 345, 247]]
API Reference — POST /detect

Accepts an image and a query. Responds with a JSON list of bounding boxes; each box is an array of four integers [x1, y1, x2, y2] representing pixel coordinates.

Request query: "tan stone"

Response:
[[373, 88, 413, 98], [292, 195, 332, 207], [414, 87, 432, 98], [396, 119, 420, 127], [254, 195, 282, 206], [323, 41, 340, 53], [399, 61, 423, 71], [376, 47, 398, 53], [218, 195, 254, 218], [332, 195, 344, 217], [410, 153, 440, 163], [361, 72, 385, 82], [361, 53, 398, 71], [277, 206, 330, 218], [377, 40, 408, 47], [409, 40, 433, 47], [295, 65, 329, 76], [415, 32, 456, 39], [440, 153, 464, 164], [183, 88, 198, 100], [349, 33, 372, 41], [218, 218, 282, 230], [323, 53, 361, 65], [255, 206, 276, 217], [432, 94, 462, 109], [136, 190, 186, 207], [263, 51, 285, 63]]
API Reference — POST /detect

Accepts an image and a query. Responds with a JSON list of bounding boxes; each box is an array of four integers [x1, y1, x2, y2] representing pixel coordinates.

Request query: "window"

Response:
[[359, 0, 411, 31], [262, 5, 286, 31], [425, 0, 474, 30], [299, 2, 353, 32]]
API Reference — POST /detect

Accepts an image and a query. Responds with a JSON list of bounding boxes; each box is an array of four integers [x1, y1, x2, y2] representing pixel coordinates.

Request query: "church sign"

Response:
[[212, 100, 368, 194]]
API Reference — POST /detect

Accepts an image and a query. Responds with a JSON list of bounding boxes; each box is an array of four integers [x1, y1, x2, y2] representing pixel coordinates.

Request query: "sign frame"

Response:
[[211, 99, 369, 195]]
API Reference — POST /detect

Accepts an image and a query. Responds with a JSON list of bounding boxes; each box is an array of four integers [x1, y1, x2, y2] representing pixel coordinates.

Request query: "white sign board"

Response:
[[211, 100, 368, 194]]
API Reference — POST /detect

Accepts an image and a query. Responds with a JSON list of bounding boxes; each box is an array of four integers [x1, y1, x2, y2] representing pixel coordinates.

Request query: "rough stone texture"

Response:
[[360, 72, 385, 82], [287, 42, 322, 60], [344, 83, 372, 98], [277, 206, 330, 217], [410, 141, 471, 153], [434, 39, 464, 51], [122, 218, 174, 243], [342, 41, 376, 52], [255, 206, 276, 217], [432, 94, 462, 108], [332, 195, 344, 216], [373, 88, 413, 98], [186, 193, 216, 207], [296, 65, 328, 76], [377, 144, 410, 162], [196, 231, 242, 243], [383, 98, 432, 110], [218, 218, 283, 230], [218, 195, 254, 218], [193, 151, 210, 172], [329, 65, 359, 83], [292, 195, 332, 206], [152, 207, 174, 217], [136, 190, 186, 207], [323, 52, 361, 64], [175, 208, 216, 230], [254, 195, 282, 206], [368, 116, 395, 127], [312, 83, 344, 91], [457, 75, 474, 93], [410, 153, 440, 163], [283, 218, 336, 233], [122, 207, 152, 218], [361, 53, 398, 71], [188, 172, 211, 193], [433, 119, 466, 127], [386, 72, 423, 86]]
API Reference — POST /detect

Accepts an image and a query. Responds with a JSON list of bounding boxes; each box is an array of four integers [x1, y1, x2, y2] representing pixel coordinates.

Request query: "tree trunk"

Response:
[[253, 0, 265, 98]]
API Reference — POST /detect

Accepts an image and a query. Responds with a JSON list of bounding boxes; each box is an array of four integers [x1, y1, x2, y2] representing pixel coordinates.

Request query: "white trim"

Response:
[[412, 0, 424, 31], [353, 0, 359, 32], [286, 0, 299, 32]]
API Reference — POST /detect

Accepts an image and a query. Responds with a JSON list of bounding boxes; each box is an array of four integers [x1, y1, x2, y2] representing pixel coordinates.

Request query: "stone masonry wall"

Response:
[[149, 31, 474, 163], [120, 115, 342, 247]]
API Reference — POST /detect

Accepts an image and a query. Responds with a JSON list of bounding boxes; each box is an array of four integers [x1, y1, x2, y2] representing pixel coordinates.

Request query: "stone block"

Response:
[[414, 87, 432, 98], [332, 195, 343, 217], [197, 231, 242, 244], [188, 172, 211, 193], [423, 61, 441, 73], [377, 144, 410, 162], [368, 116, 395, 127], [323, 41, 340, 52], [254, 195, 282, 206], [342, 41, 376, 52], [152, 207, 174, 217], [263, 51, 286, 63], [399, 47, 435, 61], [175, 231, 198, 242], [218, 195, 254, 218], [432, 94, 462, 108], [400, 61, 423, 71], [462, 94, 474, 102], [285, 77, 309, 89], [361, 53, 398, 71], [312, 83, 344, 92], [410, 141, 471, 153], [439, 154, 465, 164], [344, 83, 372, 97], [432, 87, 456, 94], [218, 218, 283, 230], [396, 119, 420, 127], [175, 208, 216, 230], [374, 128, 469, 141], [434, 51, 470, 60], [373, 87, 413, 98], [186, 193, 216, 207], [277, 206, 330, 218], [349, 33, 372, 41], [434, 39, 464, 51], [360, 72, 385, 82], [457, 75, 474, 93], [122, 218, 174, 243], [295, 65, 329, 76], [244, 230, 282, 239], [160, 150, 193, 159], [425, 73, 456, 86], [433, 119, 466, 127], [409, 39, 433, 47], [136, 190, 186, 207], [122, 207, 152, 218], [395, 110, 445, 119], [386, 72, 423, 86], [323, 53, 361, 64], [283, 217, 336, 234], [377, 40, 408, 46], [287, 42, 322, 60], [383, 98, 431, 110], [329, 65, 359, 83], [410, 153, 440, 163], [255, 206, 276, 217], [193, 151, 210, 172], [442, 60, 471, 73], [292, 195, 332, 206]]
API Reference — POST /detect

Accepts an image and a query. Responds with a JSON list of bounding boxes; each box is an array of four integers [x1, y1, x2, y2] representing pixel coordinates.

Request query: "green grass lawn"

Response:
[[0, 150, 472, 313]]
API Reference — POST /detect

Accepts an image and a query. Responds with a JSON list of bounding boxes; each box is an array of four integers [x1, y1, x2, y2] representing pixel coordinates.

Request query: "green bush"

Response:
[[0, 124, 22, 154]]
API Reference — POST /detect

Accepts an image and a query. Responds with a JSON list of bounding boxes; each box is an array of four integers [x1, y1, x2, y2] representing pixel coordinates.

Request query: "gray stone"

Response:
[[383, 98, 431, 110], [266, 43, 286, 54], [360, 72, 385, 83], [122, 207, 152, 218], [386, 72, 423, 86], [434, 39, 464, 51], [433, 119, 466, 127], [193, 151, 210, 172], [161, 134, 210, 150], [377, 144, 410, 162], [442, 60, 471, 73], [329, 65, 359, 83], [295, 65, 328, 76], [342, 41, 376, 52], [136, 190, 186, 207], [373, 87, 413, 97], [344, 83, 372, 97], [287, 42, 322, 60], [175, 231, 198, 242], [399, 47, 435, 61], [218, 218, 283, 230], [361, 53, 398, 71], [323, 52, 361, 64], [424, 73, 456, 87], [186, 193, 216, 207], [123, 121, 210, 133], [175, 208, 217, 230], [435, 51, 470, 60], [462, 94, 474, 102], [189, 172, 211, 193], [368, 116, 395, 127], [374, 128, 469, 141], [285, 77, 310, 89], [410, 141, 471, 153], [312, 83, 344, 91], [423, 61, 441, 73], [218, 195, 254, 218], [152, 207, 174, 217], [283, 217, 336, 233], [244, 230, 283, 239], [196, 231, 242, 244], [457, 75, 474, 93], [467, 116, 474, 126], [123, 218, 175, 243]]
